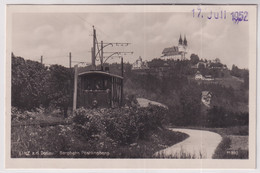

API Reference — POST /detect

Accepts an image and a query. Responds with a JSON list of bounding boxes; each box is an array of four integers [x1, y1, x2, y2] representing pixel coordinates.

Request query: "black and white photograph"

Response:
[[5, 4, 257, 169]]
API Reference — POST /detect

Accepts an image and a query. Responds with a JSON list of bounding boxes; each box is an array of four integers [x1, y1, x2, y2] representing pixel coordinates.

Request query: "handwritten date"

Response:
[[192, 8, 248, 24]]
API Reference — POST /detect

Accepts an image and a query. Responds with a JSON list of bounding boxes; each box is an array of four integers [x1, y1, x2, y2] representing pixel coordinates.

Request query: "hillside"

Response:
[[121, 58, 249, 127], [11, 55, 249, 128]]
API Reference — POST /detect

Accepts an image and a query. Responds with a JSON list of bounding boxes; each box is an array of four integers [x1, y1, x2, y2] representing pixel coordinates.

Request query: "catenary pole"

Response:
[[69, 52, 71, 68], [73, 65, 78, 113]]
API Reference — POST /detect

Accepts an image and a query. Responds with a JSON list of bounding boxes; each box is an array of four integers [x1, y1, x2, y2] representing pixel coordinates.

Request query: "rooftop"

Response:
[[162, 46, 181, 56]]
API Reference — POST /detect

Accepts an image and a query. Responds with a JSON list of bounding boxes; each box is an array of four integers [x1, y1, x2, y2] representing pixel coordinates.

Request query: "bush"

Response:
[[12, 55, 73, 116], [11, 107, 40, 122], [72, 105, 168, 145], [72, 108, 105, 141], [206, 106, 249, 128], [12, 56, 50, 110]]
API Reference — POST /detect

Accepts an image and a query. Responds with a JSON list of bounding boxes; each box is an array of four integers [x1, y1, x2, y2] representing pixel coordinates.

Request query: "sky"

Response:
[[12, 12, 250, 69]]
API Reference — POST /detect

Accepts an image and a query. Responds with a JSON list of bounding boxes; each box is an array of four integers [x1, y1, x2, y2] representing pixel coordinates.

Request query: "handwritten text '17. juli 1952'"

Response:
[[192, 8, 248, 24]]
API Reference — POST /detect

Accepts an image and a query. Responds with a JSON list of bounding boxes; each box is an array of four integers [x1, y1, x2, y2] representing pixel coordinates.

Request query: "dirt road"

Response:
[[155, 128, 222, 159]]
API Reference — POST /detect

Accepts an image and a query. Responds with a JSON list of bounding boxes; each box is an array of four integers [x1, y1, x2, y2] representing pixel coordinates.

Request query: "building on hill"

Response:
[[132, 56, 149, 70], [195, 71, 214, 81], [195, 71, 203, 80], [201, 91, 212, 107], [195, 61, 208, 68], [161, 34, 188, 60], [204, 75, 214, 81]]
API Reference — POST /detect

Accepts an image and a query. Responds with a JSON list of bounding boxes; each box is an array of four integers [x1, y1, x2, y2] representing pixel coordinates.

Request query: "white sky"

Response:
[[12, 12, 249, 69]]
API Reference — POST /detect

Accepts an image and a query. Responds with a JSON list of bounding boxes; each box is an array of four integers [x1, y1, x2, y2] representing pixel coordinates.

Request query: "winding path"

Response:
[[155, 128, 222, 159]]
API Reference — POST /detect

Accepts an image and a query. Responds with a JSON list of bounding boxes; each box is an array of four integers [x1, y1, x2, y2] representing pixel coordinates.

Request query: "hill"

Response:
[[11, 54, 249, 128]]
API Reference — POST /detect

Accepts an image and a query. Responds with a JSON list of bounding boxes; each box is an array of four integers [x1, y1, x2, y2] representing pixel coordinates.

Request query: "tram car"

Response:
[[77, 70, 123, 108]]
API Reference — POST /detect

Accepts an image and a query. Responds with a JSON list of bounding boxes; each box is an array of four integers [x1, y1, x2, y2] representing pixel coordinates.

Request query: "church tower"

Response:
[[178, 34, 188, 59], [178, 34, 183, 45], [183, 35, 187, 47]]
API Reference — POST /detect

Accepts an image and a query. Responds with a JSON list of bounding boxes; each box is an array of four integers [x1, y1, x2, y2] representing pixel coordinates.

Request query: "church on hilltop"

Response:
[[161, 34, 188, 60]]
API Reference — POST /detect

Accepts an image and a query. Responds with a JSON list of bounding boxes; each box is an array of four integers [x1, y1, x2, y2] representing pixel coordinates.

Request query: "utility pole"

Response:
[[121, 57, 124, 77], [101, 41, 103, 71], [73, 65, 78, 113], [120, 57, 123, 107], [92, 26, 96, 70], [41, 56, 43, 64], [91, 27, 133, 73], [69, 52, 72, 68]]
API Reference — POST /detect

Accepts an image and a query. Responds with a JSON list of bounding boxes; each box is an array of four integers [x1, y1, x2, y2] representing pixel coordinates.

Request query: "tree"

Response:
[[242, 69, 249, 90], [198, 63, 206, 69], [190, 54, 200, 65], [48, 65, 73, 118], [215, 58, 221, 63], [12, 55, 49, 110], [179, 85, 201, 126], [207, 106, 227, 127], [230, 64, 242, 78]]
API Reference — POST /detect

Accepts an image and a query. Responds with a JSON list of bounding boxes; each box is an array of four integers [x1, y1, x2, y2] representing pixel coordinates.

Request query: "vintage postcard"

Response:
[[5, 4, 257, 169]]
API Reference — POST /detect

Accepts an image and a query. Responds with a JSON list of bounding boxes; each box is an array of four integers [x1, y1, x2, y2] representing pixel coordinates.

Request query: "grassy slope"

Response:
[[215, 76, 244, 90], [109, 128, 189, 158]]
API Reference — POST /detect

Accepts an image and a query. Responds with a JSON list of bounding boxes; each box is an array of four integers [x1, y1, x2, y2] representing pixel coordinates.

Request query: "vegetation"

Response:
[[12, 56, 49, 110], [190, 53, 200, 65], [11, 105, 188, 158], [213, 136, 248, 159], [230, 64, 249, 89], [11, 53, 249, 159], [12, 54, 74, 117]]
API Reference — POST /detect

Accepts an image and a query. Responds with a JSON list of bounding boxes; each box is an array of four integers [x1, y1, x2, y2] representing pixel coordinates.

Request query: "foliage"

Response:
[[179, 85, 201, 126], [120, 57, 248, 127], [11, 123, 79, 158], [48, 65, 74, 117], [230, 65, 249, 89], [12, 55, 49, 110], [190, 54, 200, 65], [12, 54, 249, 129], [212, 137, 248, 159], [72, 105, 167, 145], [72, 108, 105, 141], [242, 69, 249, 90], [11, 105, 180, 158], [11, 107, 36, 121], [11, 117, 187, 158], [206, 106, 248, 128], [11, 55, 74, 116], [230, 64, 243, 77], [110, 130, 188, 158]]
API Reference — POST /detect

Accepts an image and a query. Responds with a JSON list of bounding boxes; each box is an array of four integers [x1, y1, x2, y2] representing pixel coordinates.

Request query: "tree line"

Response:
[[11, 54, 249, 127], [12, 55, 73, 117]]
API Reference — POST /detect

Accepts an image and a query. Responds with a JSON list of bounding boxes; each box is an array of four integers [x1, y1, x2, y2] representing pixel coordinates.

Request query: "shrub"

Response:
[[11, 124, 75, 158], [12, 56, 49, 110], [206, 106, 249, 128], [72, 108, 105, 141], [104, 108, 139, 145], [72, 105, 168, 145], [11, 107, 38, 122]]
